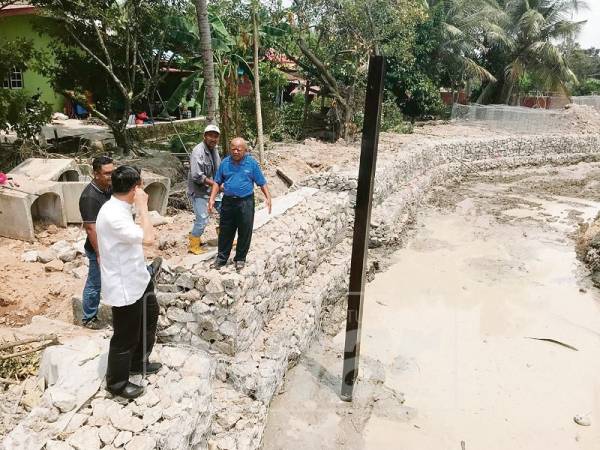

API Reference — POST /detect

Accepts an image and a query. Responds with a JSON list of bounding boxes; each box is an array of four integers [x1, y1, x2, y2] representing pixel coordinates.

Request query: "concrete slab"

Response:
[[9, 158, 82, 182], [142, 170, 170, 215], [0, 178, 67, 241], [1, 159, 170, 240], [164, 187, 318, 269]]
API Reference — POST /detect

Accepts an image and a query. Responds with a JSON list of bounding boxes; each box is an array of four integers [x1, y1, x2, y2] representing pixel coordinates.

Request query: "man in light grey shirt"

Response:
[[187, 124, 221, 254]]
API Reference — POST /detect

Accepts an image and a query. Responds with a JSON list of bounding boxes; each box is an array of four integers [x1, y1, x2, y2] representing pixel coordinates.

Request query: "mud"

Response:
[[263, 162, 600, 450]]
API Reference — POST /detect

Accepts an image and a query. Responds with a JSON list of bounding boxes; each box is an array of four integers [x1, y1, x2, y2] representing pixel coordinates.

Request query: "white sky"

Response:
[[576, 2, 600, 48]]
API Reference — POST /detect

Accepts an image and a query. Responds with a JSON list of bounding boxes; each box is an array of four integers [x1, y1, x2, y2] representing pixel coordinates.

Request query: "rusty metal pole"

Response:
[[341, 55, 386, 402]]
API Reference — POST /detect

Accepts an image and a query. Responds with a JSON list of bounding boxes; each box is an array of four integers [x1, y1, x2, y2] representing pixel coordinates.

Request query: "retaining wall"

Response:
[[154, 133, 600, 448]]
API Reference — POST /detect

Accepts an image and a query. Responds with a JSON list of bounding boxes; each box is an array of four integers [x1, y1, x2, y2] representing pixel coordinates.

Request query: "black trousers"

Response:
[[106, 280, 159, 392], [217, 194, 255, 263]]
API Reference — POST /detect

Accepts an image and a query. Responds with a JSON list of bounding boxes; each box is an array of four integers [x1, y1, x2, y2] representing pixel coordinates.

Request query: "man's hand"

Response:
[[134, 187, 149, 212], [208, 198, 215, 214], [266, 197, 272, 214]]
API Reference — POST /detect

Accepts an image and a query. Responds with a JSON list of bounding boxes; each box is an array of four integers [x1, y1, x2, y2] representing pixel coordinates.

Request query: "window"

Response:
[[2, 68, 23, 90]]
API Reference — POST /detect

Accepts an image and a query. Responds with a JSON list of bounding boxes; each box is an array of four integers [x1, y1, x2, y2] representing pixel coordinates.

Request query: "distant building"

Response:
[[0, 2, 64, 112]]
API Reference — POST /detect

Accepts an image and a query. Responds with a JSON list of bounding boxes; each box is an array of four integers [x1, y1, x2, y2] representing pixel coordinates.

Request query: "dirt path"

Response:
[[263, 162, 600, 450]]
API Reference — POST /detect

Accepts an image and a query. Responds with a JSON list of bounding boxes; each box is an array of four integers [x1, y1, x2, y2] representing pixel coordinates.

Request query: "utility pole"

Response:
[[341, 55, 386, 402]]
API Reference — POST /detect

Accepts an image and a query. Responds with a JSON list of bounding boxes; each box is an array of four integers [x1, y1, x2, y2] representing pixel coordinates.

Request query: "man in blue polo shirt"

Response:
[[208, 137, 272, 271]]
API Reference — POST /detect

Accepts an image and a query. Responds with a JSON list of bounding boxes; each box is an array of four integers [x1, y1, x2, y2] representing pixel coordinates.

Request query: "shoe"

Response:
[[82, 316, 102, 330], [234, 260, 245, 271], [130, 362, 162, 375], [210, 259, 226, 270], [148, 257, 163, 281], [107, 381, 144, 399], [188, 234, 206, 255]]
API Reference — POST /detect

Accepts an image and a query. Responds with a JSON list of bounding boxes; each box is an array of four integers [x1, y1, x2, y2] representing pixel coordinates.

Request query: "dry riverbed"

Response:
[[263, 162, 600, 450]]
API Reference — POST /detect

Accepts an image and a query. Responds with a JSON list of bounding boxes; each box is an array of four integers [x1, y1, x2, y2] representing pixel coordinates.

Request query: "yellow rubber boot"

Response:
[[188, 234, 205, 255]]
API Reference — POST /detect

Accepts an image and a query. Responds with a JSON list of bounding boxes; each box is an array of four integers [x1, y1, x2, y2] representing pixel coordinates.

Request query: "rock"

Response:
[[135, 388, 160, 408], [142, 405, 162, 426], [198, 315, 218, 331], [190, 301, 210, 315], [158, 322, 184, 337], [49, 388, 77, 412], [58, 249, 78, 263], [113, 430, 133, 447], [99, 424, 118, 445], [47, 224, 59, 234], [65, 413, 89, 432], [110, 408, 144, 433], [46, 441, 75, 450], [221, 273, 243, 298], [125, 436, 157, 450], [166, 306, 195, 322], [204, 275, 225, 301], [159, 346, 188, 368], [72, 266, 88, 279], [149, 210, 169, 226], [67, 426, 101, 450], [21, 387, 43, 411], [574, 414, 591, 426], [75, 239, 86, 255], [175, 273, 196, 290], [219, 321, 237, 337], [45, 259, 65, 272], [38, 249, 57, 263], [21, 250, 38, 262], [51, 240, 72, 254]]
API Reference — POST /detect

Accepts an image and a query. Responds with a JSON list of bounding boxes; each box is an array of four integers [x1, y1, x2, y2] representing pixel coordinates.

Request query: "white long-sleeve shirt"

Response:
[[96, 197, 150, 307]]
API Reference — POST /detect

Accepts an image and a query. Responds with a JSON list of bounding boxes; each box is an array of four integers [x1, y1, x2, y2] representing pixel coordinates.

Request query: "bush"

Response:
[[380, 98, 413, 134], [0, 91, 52, 142], [573, 78, 600, 96]]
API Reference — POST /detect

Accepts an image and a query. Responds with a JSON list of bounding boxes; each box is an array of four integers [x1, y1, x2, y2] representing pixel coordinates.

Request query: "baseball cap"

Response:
[[204, 124, 220, 134]]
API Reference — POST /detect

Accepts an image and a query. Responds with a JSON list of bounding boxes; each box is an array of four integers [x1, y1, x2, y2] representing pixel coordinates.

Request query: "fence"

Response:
[[451, 103, 569, 134]]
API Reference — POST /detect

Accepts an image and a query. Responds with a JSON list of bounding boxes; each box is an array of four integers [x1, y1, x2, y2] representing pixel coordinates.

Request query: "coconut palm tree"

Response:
[[426, 0, 509, 96], [194, 0, 218, 124], [478, 0, 587, 104]]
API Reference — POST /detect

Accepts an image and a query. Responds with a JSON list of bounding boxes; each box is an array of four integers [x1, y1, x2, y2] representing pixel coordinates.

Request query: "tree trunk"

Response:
[[302, 78, 311, 134], [194, 0, 218, 124], [342, 85, 354, 141], [112, 123, 132, 156], [252, 3, 264, 165]]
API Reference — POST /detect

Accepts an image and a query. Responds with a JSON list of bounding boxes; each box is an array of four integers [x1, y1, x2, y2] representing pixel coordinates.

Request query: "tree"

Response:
[[276, 0, 426, 139], [0, 3, 52, 141], [33, 0, 187, 153], [194, 0, 218, 124], [252, 0, 265, 164], [424, 0, 507, 98], [478, 0, 587, 104]]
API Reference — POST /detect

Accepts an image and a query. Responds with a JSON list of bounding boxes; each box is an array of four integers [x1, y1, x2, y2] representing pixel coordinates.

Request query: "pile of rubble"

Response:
[[2, 338, 214, 450], [21, 239, 88, 278]]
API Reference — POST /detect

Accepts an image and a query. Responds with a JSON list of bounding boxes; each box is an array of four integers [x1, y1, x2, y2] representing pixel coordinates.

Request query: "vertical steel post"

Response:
[[341, 55, 386, 402]]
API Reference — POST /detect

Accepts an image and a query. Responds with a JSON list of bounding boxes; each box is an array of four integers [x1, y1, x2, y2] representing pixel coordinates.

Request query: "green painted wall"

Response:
[[0, 14, 64, 112]]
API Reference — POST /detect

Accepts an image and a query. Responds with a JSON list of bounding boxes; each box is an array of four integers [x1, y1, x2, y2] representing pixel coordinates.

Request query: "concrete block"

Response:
[[9, 158, 82, 182], [141, 170, 170, 215]]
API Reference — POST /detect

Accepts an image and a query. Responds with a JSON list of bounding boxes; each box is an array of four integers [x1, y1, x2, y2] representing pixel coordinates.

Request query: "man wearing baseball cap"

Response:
[[187, 124, 222, 254]]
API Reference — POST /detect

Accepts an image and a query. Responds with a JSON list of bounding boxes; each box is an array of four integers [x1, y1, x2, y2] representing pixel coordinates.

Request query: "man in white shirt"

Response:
[[96, 165, 161, 399]]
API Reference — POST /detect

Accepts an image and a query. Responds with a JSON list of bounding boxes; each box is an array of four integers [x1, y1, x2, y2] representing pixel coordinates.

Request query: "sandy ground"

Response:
[[0, 123, 506, 330], [263, 162, 600, 450]]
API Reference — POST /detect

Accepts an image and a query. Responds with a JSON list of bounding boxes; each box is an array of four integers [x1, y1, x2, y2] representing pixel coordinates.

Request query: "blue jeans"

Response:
[[191, 196, 221, 237], [82, 249, 101, 321]]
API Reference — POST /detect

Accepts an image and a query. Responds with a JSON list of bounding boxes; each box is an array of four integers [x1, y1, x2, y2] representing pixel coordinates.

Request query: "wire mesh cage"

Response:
[[451, 103, 572, 134]]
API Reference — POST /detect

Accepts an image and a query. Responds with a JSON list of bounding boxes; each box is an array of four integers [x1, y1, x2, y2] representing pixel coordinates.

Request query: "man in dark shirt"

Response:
[[79, 156, 114, 328]]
